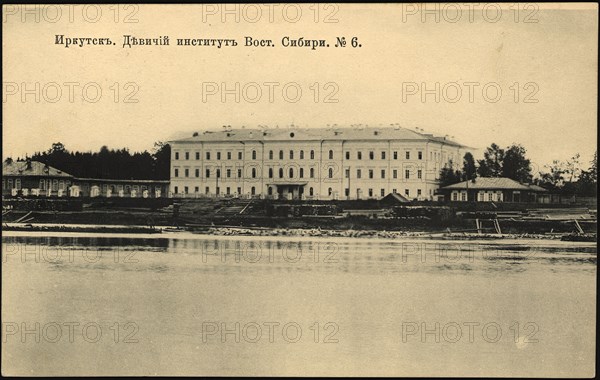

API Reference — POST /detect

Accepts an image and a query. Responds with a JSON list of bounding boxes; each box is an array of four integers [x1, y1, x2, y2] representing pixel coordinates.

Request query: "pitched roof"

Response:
[[381, 192, 411, 203], [2, 160, 73, 178], [171, 126, 466, 148], [441, 177, 547, 192]]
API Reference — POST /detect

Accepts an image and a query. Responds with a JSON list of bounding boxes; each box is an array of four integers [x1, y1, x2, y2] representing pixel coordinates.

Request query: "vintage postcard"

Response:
[[2, 3, 597, 377]]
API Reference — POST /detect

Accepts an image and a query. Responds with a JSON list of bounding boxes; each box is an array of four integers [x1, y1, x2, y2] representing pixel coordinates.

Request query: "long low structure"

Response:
[[2, 159, 169, 198], [439, 177, 551, 203], [169, 125, 468, 200]]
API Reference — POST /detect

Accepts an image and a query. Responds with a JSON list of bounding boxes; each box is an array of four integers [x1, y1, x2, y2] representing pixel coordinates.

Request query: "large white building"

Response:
[[169, 126, 467, 200]]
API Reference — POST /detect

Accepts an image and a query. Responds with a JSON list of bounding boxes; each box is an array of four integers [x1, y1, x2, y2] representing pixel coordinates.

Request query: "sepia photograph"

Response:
[[2, 2, 597, 377]]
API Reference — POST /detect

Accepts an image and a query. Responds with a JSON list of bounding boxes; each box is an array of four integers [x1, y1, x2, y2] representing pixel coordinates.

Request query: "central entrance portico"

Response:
[[268, 182, 308, 200]]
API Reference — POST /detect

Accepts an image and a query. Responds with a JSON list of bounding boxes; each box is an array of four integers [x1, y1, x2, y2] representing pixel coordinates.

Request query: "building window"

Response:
[[184, 186, 189, 194], [381, 152, 386, 160], [206, 152, 211, 160], [393, 170, 398, 179], [345, 151, 350, 160], [217, 152, 221, 160], [175, 152, 179, 160], [251, 186, 256, 195], [300, 168, 304, 178], [252, 150, 257, 160], [196, 152, 200, 160], [227, 152, 232, 160], [238, 152, 243, 160], [405, 189, 410, 196], [381, 189, 385, 197], [269, 150, 274, 160], [406, 151, 410, 159], [369, 170, 374, 179], [328, 168, 333, 178], [216, 187, 220, 195], [184, 169, 189, 177], [279, 168, 284, 178], [195, 186, 199, 193], [227, 169, 231, 178], [393, 151, 398, 160], [393, 188, 397, 194], [206, 169, 210, 178], [345, 169, 350, 178], [329, 150, 334, 160], [237, 169, 242, 178], [310, 150, 315, 159], [226, 187, 231, 195], [417, 170, 422, 179], [289, 168, 294, 178], [194, 169, 199, 177], [216, 169, 221, 178], [381, 170, 386, 179], [418, 151, 423, 160], [252, 168, 257, 178], [290, 150, 294, 159], [205, 186, 210, 194], [310, 168, 315, 178], [368, 188, 373, 197], [279, 150, 284, 160], [300, 150, 304, 159], [174, 168, 179, 177], [405, 169, 410, 179], [417, 189, 422, 196], [357, 151, 362, 160], [237, 187, 242, 195], [452, 192, 458, 201], [174, 186, 178, 194], [185, 152, 189, 160], [357, 169, 362, 179], [369, 151, 374, 160], [309, 187, 314, 196], [328, 187, 333, 196], [461, 192, 467, 201], [269, 168, 274, 178]]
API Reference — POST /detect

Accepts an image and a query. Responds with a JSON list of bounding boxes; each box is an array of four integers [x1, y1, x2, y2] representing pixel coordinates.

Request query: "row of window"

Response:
[[173, 185, 423, 198], [173, 167, 424, 180], [174, 149, 428, 161], [2, 179, 70, 191]]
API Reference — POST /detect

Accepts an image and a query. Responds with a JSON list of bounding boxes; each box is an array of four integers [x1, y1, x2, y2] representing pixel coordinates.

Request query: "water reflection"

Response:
[[2, 234, 596, 277]]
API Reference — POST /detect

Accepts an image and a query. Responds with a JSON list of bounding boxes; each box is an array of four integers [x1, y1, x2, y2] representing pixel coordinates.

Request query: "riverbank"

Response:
[[200, 226, 596, 241], [4, 222, 595, 242]]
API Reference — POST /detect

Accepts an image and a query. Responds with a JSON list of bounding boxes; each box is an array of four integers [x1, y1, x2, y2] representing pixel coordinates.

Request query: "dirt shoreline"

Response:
[[4, 222, 595, 241]]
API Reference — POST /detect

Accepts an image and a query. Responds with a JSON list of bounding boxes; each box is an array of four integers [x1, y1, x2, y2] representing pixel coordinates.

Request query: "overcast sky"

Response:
[[3, 3, 597, 173]]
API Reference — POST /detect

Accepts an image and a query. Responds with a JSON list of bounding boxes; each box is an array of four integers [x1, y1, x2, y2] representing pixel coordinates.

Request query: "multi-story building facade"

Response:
[[169, 126, 467, 200]]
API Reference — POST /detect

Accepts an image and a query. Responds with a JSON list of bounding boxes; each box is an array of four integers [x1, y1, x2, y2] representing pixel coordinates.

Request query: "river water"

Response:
[[2, 231, 596, 376]]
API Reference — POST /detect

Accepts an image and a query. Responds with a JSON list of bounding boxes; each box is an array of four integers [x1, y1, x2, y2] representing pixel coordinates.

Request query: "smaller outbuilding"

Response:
[[439, 177, 550, 203]]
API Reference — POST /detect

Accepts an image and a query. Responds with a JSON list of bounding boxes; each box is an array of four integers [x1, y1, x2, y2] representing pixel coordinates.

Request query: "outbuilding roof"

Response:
[[2, 160, 73, 178], [441, 177, 548, 192]]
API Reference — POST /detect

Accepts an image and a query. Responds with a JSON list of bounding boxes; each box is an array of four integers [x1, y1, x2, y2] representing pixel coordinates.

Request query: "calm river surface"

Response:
[[2, 231, 596, 376]]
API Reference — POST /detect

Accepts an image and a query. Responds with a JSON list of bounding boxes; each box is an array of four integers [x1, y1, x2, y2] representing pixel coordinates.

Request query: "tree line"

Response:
[[440, 144, 597, 197], [6, 142, 171, 180]]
